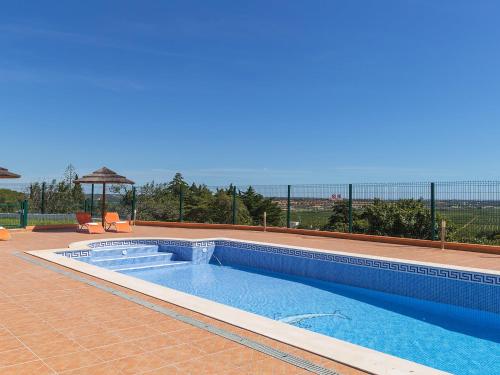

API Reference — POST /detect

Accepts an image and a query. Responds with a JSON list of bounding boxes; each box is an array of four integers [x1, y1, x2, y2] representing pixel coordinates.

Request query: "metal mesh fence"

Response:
[[0, 182, 134, 226], [235, 185, 288, 227], [352, 182, 431, 202], [350, 182, 433, 240], [0, 183, 25, 228], [290, 184, 349, 230], [2, 180, 500, 244], [435, 181, 500, 244], [0, 202, 22, 228]]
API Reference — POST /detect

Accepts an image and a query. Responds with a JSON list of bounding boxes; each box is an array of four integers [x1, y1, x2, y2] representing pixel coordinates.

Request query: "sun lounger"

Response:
[[104, 212, 132, 233], [76, 212, 105, 234], [0, 226, 11, 241]]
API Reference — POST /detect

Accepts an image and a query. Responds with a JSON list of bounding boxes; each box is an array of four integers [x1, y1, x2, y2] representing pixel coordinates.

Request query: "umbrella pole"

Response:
[[102, 183, 106, 228]]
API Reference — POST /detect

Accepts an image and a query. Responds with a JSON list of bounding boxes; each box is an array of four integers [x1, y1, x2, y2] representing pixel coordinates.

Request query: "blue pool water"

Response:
[[123, 262, 500, 375]]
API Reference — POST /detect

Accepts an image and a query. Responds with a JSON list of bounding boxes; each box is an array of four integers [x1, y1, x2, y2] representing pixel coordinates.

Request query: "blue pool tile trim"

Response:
[[58, 249, 91, 258], [87, 239, 198, 249], [217, 240, 500, 286]]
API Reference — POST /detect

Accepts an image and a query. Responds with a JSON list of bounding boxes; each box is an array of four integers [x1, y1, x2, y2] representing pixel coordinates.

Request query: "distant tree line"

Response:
[[122, 173, 284, 226], [0, 189, 24, 205], [28, 165, 85, 213]]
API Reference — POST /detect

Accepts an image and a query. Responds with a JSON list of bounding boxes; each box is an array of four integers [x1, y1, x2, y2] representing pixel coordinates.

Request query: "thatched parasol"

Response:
[[0, 167, 21, 179], [74, 167, 134, 226]]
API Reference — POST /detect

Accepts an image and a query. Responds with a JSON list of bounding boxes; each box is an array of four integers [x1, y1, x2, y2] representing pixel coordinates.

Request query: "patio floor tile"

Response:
[[189, 335, 241, 354], [43, 350, 103, 373], [0, 360, 55, 375], [111, 325, 160, 341], [90, 340, 146, 362], [110, 351, 170, 374], [150, 343, 206, 364], [0, 347, 38, 367], [133, 333, 180, 351], [73, 331, 123, 350], [24, 337, 83, 359], [19, 330, 67, 346], [141, 365, 183, 374], [60, 362, 124, 375], [0, 334, 24, 352]]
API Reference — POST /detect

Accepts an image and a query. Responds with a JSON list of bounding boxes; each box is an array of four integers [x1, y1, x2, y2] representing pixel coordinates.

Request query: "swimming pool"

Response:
[[47, 238, 500, 374]]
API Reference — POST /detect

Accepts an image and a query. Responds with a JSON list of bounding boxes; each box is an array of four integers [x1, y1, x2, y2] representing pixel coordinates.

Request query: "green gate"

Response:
[[0, 200, 28, 228]]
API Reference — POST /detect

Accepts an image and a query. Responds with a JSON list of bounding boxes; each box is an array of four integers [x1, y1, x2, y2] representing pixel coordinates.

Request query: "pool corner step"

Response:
[[90, 252, 174, 267], [111, 260, 190, 272], [91, 244, 160, 258]]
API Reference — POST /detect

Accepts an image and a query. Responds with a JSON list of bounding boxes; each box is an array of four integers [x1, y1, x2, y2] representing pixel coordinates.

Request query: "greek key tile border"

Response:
[[87, 239, 195, 249], [57, 250, 91, 258], [217, 240, 500, 287], [60, 238, 500, 286]]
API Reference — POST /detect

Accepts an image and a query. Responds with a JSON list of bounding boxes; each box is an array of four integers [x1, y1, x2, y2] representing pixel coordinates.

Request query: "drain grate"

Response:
[[15, 252, 341, 375]]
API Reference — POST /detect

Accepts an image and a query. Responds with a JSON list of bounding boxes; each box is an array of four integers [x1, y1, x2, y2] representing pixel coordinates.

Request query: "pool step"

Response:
[[90, 252, 174, 268], [80, 244, 191, 273], [111, 260, 190, 272], [91, 245, 159, 258]]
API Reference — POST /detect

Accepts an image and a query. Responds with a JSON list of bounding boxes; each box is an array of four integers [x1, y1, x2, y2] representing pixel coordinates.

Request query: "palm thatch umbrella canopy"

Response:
[[0, 167, 21, 179], [74, 167, 134, 226]]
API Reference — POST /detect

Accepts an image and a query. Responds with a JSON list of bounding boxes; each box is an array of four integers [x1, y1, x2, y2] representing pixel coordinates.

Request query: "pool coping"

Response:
[[25, 236, 466, 375]]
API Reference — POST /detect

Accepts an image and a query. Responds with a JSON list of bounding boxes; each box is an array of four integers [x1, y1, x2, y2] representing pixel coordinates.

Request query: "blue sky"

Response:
[[1, 1, 500, 185]]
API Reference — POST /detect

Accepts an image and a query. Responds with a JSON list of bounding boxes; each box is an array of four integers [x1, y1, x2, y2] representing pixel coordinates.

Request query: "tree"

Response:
[[27, 183, 43, 211], [167, 173, 189, 195], [0, 189, 24, 204], [239, 186, 283, 226], [323, 198, 454, 240], [0, 189, 25, 213], [71, 175, 85, 207], [131, 174, 192, 221], [363, 199, 432, 238], [208, 189, 251, 225], [27, 165, 86, 213], [135, 182, 178, 221], [323, 200, 366, 232], [184, 183, 214, 223], [323, 201, 350, 232], [64, 164, 78, 187]]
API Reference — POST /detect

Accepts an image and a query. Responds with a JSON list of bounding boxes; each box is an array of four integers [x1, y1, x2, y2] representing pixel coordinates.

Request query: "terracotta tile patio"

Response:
[[1, 226, 498, 374]]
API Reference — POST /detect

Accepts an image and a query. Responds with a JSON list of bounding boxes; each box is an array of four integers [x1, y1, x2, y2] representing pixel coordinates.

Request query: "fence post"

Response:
[[21, 200, 29, 228], [287, 185, 291, 228], [19, 201, 24, 228], [232, 186, 237, 225], [178, 187, 183, 222], [348, 184, 353, 233], [440, 220, 446, 249], [41, 182, 46, 214], [90, 184, 95, 217], [131, 186, 137, 222], [431, 182, 436, 240]]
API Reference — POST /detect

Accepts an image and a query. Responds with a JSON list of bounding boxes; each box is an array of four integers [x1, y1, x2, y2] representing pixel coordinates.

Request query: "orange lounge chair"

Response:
[[0, 227, 11, 241], [76, 212, 105, 234], [104, 212, 132, 233]]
